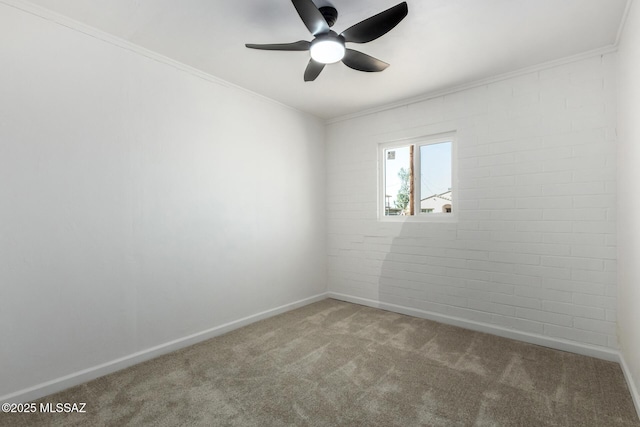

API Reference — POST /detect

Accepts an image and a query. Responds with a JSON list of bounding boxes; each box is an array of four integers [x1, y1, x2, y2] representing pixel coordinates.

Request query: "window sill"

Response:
[[379, 214, 458, 223]]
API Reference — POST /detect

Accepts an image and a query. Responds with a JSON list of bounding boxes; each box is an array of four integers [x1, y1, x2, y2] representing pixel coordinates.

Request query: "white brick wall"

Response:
[[326, 54, 618, 349]]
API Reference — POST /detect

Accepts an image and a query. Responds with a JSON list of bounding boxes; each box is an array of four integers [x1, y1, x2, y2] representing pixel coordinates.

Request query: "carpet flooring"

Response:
[[2, 298, 639, 426]]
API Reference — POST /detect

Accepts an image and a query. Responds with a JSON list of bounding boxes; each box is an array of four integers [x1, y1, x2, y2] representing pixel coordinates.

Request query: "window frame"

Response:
[[378, 132, 457, 222]]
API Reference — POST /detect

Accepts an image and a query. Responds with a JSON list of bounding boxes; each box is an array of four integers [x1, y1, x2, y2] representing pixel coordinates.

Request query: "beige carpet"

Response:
[[2, 299, 639, 426]]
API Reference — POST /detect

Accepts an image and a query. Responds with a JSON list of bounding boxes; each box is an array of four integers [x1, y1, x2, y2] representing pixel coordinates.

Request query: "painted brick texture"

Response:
[[326, 54, 618, 349]]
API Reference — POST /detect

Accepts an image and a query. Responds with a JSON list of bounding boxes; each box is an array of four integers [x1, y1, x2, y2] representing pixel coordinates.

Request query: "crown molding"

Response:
[[326, 44, 619, 124], [0, 0, 315, 120], [1, 0, 628, 127], [616, 0, 635, 46]]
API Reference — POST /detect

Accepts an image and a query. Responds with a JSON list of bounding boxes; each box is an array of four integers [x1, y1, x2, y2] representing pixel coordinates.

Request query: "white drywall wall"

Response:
[[0, 4, 325, 399], [617, 0, 640, 410]]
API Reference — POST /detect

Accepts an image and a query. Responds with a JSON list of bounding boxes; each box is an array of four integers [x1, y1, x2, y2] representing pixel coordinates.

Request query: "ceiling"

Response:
[[23, 0, 628, 120]]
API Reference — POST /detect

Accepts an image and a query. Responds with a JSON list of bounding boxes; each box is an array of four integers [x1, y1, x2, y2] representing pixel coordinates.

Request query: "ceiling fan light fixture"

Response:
[[310, 35, 345, 64], [245, 1, 408, 81]]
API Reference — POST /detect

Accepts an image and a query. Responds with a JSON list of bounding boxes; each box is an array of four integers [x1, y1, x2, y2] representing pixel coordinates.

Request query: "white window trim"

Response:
[[378, 131, 458, 222]]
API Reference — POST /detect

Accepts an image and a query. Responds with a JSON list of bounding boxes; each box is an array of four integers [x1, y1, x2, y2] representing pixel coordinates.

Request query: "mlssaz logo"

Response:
[[40, 402, 87, 413]]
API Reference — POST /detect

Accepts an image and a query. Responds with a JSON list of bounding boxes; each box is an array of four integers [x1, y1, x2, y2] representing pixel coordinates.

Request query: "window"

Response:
[[380, 133, 455, 220]]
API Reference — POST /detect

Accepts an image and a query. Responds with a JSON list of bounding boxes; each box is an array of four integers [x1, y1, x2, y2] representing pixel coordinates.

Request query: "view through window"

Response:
[[382, 136, 453, 217]]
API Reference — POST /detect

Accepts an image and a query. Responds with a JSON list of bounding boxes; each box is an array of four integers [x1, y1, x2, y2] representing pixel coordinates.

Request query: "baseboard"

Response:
[[333, 291, 640, 418], [619, 352, 640, 419], [1, 292, 329, 404], [328, 292, 620, 362]]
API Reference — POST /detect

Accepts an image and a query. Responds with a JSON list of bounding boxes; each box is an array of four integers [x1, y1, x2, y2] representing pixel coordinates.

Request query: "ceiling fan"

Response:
[[245, 0, 409, 82]]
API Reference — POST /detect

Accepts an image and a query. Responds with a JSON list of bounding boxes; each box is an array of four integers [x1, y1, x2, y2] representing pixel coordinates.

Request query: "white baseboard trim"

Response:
[[1, 292, 329, 404], [328, 292, 640, 416], [328, 292, 620, 362], [619, 353, 640, 419]]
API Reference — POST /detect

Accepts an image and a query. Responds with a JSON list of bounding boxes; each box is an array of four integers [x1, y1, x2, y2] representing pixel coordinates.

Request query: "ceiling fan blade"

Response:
[[292, 0, 330, 36], [342, 49, 389, 72], [304, 59, 325, 81], [245, 41, 310, 51], [340, 2, 408, 43]]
